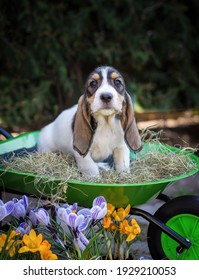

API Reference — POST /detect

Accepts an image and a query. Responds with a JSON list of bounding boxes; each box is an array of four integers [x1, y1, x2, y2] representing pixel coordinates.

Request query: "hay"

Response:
[[2, 143, 198, 184], [1, 152, 81, 202], [3, 152, 81, 180], [1, 130, 198, 201]]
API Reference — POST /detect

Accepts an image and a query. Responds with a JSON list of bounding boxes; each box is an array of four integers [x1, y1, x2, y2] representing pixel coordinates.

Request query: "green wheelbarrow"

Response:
[[0, 129, 199, 260]]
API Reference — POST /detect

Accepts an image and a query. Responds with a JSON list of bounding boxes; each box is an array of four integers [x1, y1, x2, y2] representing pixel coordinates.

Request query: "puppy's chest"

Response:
[[90, 121, 124, 161]]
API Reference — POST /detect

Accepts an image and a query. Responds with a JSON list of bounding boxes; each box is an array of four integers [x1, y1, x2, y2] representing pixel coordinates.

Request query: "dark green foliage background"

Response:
[[1, 0, 199, 130]]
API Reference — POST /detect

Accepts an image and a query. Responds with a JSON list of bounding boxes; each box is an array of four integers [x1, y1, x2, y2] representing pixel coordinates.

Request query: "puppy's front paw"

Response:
[[97, 162, 111, 172], [79, 165, 100, 178]]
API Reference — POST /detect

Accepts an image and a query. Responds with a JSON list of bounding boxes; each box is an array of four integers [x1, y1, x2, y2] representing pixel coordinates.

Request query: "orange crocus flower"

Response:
[[103, 216, 111, 229], [103, 216, 116, 231], [119, 218, 141, 242], [40, 249, 58, 260], [119, 219, 129, 235], [106, 203, 115, 216]]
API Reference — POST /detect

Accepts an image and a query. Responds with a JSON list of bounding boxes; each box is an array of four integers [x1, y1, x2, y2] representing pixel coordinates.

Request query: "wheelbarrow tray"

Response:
[[0, 131, 198, 207]]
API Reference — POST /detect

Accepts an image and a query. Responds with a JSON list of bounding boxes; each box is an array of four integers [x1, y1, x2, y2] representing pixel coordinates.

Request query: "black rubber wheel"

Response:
[[147, 195, 199, 260]]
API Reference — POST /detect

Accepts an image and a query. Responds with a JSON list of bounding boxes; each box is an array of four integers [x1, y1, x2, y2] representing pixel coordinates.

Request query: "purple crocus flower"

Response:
[[56, 207, 91, 232], [56, 207, 71, 225], [67, 212, 91, 251], [29, 210, 37, 225], [0, 200, 14, 221], [56, 196, 107, 251], [56, 206, 91, 251], [75, 231, 89, 251], [16, 222, 31, 234], [56, 206, 73, 235], [29, 208, 50, 225], [61, 202, 78, 213], [12, 195, 28, 220], [68, 212, 91, 233], [55, 202, 78, 224], [90, 196, 107, 222]]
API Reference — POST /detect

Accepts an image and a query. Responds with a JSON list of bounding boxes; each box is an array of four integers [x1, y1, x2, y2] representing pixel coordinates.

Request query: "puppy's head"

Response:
[[86, 66, 125, 117], [73, 66, 142, 156]]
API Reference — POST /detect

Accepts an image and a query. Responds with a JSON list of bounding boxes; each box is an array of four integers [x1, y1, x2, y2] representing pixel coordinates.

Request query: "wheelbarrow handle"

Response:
[[0, 128, 13, 139]]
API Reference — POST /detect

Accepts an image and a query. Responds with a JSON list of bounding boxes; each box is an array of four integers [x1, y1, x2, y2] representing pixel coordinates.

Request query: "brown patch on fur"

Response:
[[87, 93, 95, 106], [111, 72, 119, 79], [121, 93, 142, 152], [73, 95, 94, 156], [91, 73, 100, 80]]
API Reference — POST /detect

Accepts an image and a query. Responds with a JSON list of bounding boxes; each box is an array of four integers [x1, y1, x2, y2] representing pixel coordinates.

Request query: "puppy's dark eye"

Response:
[[90, 80, 97, 88], [114, 79, 122, 87]]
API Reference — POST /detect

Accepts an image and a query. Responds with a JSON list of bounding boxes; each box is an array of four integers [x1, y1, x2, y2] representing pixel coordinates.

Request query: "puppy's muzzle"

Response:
[[100, 92, 113, 103]]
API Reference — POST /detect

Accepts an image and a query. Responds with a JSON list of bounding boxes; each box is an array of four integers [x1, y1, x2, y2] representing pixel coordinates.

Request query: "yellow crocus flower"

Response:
[[106, 203, 115, 216], [18, 229, 58, 260], [131, 218, 141, 235], [18, 229, 43, 253], [112, 204, 131, 221], [0, 230, 19, 257]]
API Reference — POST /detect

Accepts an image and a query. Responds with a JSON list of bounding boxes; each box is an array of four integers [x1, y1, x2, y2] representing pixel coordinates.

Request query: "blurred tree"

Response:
[[0, 0, 198, 130]]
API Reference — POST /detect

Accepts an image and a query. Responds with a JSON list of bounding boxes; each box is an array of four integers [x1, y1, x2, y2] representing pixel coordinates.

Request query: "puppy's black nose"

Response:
[[100, 92, 113, 103]]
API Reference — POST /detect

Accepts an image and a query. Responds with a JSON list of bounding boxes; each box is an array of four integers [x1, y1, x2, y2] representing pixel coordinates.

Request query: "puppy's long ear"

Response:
[[73, 95, 94, 156], [121, 93, 142, 152]]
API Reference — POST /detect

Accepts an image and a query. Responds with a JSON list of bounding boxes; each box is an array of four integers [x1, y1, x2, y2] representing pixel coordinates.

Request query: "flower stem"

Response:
[[118, 235, 124, 260], [103, 230, 113, 260]]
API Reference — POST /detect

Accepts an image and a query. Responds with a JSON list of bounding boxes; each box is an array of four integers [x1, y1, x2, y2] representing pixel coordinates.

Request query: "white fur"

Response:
[[38, 67, 130, 177], [38, 108, 130, 177], [38, 105, 77, 155]]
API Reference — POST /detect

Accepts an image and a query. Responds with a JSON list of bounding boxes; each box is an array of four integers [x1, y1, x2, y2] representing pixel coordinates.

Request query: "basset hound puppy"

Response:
[[37, 66, 142, 177]]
